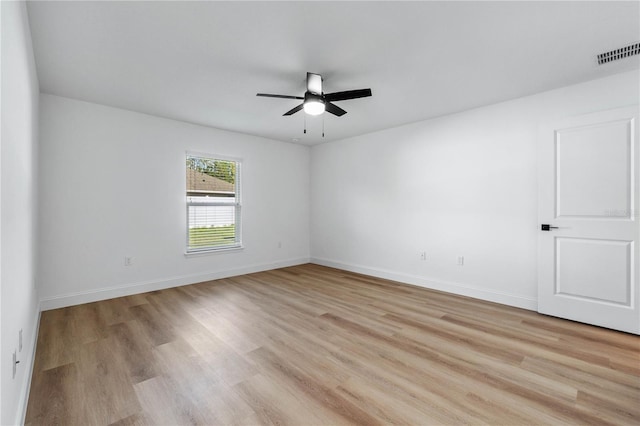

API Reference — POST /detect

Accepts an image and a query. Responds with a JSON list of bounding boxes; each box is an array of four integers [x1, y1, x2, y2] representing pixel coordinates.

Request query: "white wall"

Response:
[[1, 1, 40, 424], [38, 94, 310, 308], [311, 70, 640, 310]]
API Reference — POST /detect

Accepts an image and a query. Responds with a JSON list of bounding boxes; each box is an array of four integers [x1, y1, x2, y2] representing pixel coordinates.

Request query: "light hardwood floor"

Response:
[[26, 264, 639, 425]]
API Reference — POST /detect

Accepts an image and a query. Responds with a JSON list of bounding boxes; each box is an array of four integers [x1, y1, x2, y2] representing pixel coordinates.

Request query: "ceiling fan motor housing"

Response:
[[304, 92, 324, 105]]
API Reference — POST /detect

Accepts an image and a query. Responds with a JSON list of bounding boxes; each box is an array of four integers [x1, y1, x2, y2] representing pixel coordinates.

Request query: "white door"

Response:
[[538, 106, 639, 335]]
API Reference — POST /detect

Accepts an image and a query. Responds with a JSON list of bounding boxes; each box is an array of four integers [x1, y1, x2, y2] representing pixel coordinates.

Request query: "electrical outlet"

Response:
[[420, 252, 427, 261], [457, 256, 465, 266], [124, 256, 133, 266], [19, 329, 23, 352]]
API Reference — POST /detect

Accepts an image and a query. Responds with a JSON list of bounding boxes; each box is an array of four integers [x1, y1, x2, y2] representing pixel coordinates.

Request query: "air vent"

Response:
[[597, 42, 640, 65]]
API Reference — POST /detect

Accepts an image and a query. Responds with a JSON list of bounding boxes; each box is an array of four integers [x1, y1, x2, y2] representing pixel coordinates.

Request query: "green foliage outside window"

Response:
[[186, 157, 236, 184]]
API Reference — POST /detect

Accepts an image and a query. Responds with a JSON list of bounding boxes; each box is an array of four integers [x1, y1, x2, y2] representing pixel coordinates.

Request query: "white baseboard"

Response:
[[17, 308, 41, 426], [311, 257, 537, 311], [40, 257, 310, 310]]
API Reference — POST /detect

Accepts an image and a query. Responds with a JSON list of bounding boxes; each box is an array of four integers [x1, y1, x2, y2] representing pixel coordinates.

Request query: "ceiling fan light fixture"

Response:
[[303, 92, 325, 115], [303, 99, 325, 115]]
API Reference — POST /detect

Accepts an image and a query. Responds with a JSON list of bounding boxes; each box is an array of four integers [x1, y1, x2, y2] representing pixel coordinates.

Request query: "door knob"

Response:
[[541, 224, 559, 231]]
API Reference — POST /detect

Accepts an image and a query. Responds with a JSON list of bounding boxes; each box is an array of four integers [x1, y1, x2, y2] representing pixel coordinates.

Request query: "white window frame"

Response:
[[185, 152, 242, 254]]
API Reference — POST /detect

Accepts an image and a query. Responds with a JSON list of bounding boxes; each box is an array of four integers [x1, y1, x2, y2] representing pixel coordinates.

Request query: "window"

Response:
[[186, 154, 241, 252]]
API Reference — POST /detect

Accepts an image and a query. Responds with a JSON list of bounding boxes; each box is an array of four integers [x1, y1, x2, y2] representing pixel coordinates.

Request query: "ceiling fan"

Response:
[[257, 72, 372, 117]]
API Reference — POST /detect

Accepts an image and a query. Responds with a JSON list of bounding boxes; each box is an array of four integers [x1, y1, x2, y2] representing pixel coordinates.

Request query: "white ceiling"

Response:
[[27, 1, 640, 145]]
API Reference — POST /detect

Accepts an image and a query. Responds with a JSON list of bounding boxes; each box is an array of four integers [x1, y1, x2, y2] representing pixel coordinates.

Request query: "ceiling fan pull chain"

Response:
[[322, 115, 325, 138], [304, 114, 307, 134]]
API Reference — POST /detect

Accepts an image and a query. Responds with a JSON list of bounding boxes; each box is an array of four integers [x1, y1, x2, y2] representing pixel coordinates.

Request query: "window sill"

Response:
[[184, 245, 244, 257]]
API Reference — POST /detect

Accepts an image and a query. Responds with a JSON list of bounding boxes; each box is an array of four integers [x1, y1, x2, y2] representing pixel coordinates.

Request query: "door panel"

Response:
[[556, 237, 631, 305], [556, 120, 632, 218], [538, 106, 639, 334]]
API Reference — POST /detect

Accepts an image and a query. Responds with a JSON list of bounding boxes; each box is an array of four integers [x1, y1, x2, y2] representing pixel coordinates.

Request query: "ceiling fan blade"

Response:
[[283, 104, 304, 116], [257, 93, 304, 100], [307, 72, 323, 95], [324, 88, 372, 102], [324, 102, 347, 117]]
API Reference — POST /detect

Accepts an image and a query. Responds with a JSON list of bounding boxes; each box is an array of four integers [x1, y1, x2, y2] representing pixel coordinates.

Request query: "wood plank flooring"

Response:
[[26, 264, 640, 425]]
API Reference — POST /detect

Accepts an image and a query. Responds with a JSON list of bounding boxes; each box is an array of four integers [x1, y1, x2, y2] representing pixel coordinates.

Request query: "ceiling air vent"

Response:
[[597, 42, 640, 65]]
